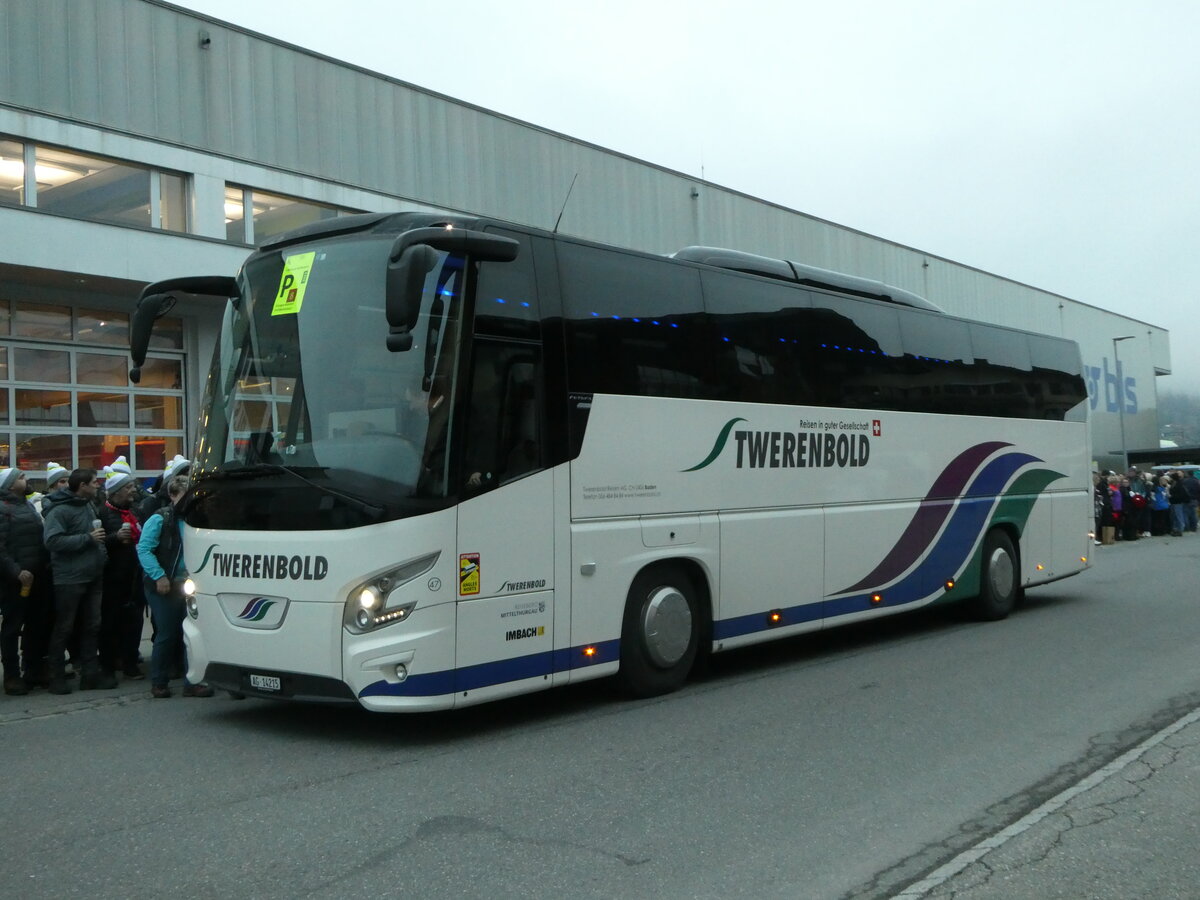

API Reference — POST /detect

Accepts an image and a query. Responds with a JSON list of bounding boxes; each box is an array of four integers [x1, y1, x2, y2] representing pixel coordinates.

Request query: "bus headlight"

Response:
[[342, 555, 438, 634], [183, 579, 199, 619]]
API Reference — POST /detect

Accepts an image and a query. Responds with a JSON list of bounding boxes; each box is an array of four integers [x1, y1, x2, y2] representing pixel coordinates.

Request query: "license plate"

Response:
[[249, 673, 281, 692]]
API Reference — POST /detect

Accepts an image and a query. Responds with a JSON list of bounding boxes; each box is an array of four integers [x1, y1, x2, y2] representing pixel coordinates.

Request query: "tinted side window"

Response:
[[967, 325, 1037, 418], [896, 313, 978, 415], [806, 294, 905, 411], [559, 241, 714, 398], [475, 229, 540, 340], [1029, 333, 1088, 422], [461, 339, 543, 494], [703, 269, 815, 404]]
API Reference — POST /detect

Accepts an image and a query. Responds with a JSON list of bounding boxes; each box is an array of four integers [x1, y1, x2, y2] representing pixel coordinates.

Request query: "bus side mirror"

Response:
[[129, 275, 238, 382], [384, 228, 520, 353], [386, 244, 439, 352], [129, 293, 177, 383]]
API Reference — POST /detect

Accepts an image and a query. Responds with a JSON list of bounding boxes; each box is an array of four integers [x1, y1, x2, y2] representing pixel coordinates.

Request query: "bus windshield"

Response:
[[188, 234, 467, 530]]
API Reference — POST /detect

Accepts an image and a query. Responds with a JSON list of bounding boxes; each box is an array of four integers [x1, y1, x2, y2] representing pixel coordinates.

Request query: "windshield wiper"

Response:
[[201, 463, 384, 519]]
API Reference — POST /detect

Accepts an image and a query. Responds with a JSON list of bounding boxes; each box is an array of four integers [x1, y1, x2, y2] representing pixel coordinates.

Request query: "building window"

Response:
[[0, 301, 187, 488], [0, 137, 190, 233], [225, 184, 359, 244], [0, 139, 24, 206]]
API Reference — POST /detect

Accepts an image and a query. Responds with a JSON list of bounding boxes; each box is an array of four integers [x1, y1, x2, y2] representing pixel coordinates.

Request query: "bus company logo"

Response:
[[497, 579, 547, 593], [194, 544, 328, 581], [237, 598, 277, 622], [683, 417, 873, 472], [505, 625, 545, 642], [220, 594, 288, 630]]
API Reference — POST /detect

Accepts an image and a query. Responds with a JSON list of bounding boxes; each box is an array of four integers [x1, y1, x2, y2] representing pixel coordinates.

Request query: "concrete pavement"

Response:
[[897, 706, 1200, 899]]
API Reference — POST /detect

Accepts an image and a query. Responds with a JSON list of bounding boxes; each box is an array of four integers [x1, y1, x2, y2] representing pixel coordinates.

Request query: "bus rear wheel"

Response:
[[969, 529, 1020, 621], [617, 565, 702, 697]]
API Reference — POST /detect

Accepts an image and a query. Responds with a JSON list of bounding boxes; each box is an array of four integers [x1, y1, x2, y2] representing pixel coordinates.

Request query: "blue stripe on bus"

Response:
[[358, 638, 620, 698], [712, 588, 940, 643], [712, 602, 823, 640]]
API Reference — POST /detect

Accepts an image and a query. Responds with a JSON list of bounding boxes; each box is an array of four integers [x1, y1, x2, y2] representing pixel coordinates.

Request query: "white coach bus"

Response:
[[129, 212, 1092, 711]]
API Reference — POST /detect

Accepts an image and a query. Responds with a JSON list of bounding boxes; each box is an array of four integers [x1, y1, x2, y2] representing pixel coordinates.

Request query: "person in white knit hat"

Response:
[[35, 462, 70, 520], [136, 455, 190, 522], [98, 459, 146, 680]]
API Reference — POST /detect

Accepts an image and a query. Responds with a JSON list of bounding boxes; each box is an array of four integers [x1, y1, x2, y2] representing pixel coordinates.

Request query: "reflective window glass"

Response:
[[0, 389, 8, 423], [138, 357, 182, 388], [13, 348, 70, 383], [77, 392, 129, 428], [0, 346, 7, 377], [251, 190, 340, 243], [135, 435, 183, 473], [560, 242, 713, 399], [76, 310, 129, 347], [0, 304, 9, 337], [0, 139, 23, 205], [16, 389, 71, 425], [147, 319, 184, 351], [160, 171, 188, 233], [900, 313, 972, 364], [78, 435, 130, 471], [474, 230, 540, 340], [135, 395, 183, 429], [0, 434, 10, 468], [35, 147, 152, 227], [77, 353, 128, 386], [233, 399, 272, 432], [236, 376, 269, 396], [15, 434, 66, 474], [225, 185, 247, 242], [13, 303, 71, 340], [971, 325, 1032, 370]]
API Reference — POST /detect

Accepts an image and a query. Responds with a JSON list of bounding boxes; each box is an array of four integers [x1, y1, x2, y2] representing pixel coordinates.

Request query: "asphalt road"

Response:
[[2, 533, 1198, 899]]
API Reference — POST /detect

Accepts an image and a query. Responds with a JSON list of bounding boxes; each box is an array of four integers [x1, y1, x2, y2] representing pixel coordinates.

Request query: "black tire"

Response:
[[616, 565, 703, 697], [968, 529, 1020, 621]]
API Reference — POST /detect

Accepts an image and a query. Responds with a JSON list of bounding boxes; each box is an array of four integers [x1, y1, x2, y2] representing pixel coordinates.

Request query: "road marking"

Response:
[[891, 704, 1200, 898]]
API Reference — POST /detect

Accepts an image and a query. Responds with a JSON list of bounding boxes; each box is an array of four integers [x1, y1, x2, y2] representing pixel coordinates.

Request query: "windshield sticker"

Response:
[[271, 251, 316, 316]]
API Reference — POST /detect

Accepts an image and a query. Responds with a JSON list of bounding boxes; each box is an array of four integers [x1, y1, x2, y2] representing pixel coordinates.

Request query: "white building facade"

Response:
[[0, 0, 1168, 483]]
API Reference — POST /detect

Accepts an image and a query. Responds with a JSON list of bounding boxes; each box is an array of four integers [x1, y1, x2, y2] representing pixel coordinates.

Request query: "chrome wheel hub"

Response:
[[642, 586, 692, 668], [987, 547, 1014, 600]]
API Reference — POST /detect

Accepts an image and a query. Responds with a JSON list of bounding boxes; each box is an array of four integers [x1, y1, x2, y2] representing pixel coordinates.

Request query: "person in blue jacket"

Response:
[[136, 474, 213, 699]]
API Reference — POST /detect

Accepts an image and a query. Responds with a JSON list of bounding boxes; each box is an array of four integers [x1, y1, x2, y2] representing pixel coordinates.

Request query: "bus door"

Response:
[[452, 336, 556, 703]]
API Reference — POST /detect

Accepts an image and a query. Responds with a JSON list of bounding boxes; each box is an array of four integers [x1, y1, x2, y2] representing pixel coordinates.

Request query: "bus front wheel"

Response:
[[969, 529, 1020, 621], [617, 565, 701, 697]]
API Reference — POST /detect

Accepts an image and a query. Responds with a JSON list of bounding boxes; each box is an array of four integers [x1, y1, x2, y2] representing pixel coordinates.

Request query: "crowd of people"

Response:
[[0, 453, 215, 700], [1093, 466, 1200, 544]]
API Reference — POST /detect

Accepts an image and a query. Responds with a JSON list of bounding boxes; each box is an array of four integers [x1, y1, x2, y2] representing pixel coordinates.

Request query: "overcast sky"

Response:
[[169, 0, 1200, 392]]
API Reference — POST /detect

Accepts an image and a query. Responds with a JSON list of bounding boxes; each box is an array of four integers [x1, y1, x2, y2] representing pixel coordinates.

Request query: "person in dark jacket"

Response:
[[136, 475, 213, 699], [43, 468, 114, 694], [0, 468, 50, 695], [134, 454, 190, 524], [98, 465, 145, 680], [1167, 472, 1189, 537], [1182, 470, 1200, 533]]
